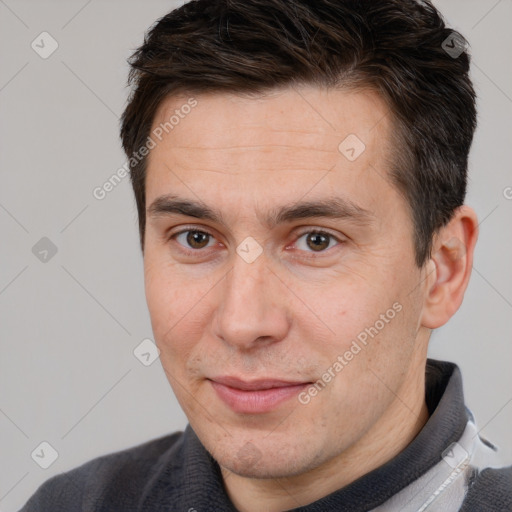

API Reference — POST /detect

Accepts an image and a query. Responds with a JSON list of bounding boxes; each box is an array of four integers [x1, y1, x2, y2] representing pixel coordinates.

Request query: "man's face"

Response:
[[144, 86, 431, 478]]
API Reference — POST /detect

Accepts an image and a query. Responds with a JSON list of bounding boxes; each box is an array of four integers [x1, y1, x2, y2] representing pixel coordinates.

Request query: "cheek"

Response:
[[309, 298, 414, 422], [311, 280, 385, 343], [144, 260, 201, 363], [311, 273, 416, 379], [145, 263, 174, 330]]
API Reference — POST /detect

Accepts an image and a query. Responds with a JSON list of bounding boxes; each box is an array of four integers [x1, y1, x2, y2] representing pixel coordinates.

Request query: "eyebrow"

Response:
[[147, 194, 375, 229]]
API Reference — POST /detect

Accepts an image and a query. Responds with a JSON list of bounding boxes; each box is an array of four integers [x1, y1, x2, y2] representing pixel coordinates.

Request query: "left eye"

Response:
[[294, 231, 340, 253]]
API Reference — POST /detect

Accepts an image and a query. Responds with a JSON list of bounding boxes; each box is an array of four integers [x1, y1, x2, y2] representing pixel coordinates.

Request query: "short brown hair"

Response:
[[120, 0, 476, 266]]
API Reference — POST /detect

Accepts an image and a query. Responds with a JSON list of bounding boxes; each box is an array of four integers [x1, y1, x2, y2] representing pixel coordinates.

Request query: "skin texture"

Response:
[[143, 86, 478, 511]]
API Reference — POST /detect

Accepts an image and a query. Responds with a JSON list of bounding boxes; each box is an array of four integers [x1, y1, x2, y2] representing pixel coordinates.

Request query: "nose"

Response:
[[212, 249, 290, 351]]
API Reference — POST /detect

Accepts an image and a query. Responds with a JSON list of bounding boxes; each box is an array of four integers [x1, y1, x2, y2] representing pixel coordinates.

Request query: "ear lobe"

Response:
[[421, 206, 479, 329]]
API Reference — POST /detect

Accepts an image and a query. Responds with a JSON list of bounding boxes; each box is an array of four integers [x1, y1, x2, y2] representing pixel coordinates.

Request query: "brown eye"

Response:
[[306, 232, 330, 251], [173, 230, 215, 251], [295, 230, 341, 253], [186, 231, 210, 249]]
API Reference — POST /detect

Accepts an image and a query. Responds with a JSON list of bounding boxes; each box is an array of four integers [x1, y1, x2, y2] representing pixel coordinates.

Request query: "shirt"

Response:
[[20, 359, 512, 511]]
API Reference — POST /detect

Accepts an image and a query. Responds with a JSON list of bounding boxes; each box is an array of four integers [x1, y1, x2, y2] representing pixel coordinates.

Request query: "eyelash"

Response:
[[169, 226, 344, 258]]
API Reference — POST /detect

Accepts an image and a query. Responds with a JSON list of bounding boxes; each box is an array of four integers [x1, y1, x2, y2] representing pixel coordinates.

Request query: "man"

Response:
[[21, 0, 511, 510]]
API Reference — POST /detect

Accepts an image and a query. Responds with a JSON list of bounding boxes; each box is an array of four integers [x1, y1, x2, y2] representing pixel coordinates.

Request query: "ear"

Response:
[[421, 205, 479, 329]]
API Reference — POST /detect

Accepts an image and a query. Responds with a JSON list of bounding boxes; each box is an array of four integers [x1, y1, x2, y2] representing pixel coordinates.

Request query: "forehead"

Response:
[[146, 86, 396, 216], [151, 86, 390, 151]]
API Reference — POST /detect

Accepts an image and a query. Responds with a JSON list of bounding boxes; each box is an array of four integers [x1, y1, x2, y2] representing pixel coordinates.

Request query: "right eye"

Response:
[[172, 229, 217, 253]]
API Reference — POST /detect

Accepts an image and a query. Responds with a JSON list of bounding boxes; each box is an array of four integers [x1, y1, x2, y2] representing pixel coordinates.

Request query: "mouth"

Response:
[[208, 376, 311, 414]]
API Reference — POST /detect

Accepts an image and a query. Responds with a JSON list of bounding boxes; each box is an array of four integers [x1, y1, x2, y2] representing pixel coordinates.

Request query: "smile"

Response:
[[208, 377, 310, 414]]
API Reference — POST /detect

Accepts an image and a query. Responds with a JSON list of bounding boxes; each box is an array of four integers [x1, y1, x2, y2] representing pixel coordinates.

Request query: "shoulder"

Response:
[[19, 431, 184, 512], [460, 465, 512, 511]]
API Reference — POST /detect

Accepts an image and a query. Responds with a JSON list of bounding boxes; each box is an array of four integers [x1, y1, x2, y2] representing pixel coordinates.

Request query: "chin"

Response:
[[221, 454, 300, 479], [208, 434, 325, 479]]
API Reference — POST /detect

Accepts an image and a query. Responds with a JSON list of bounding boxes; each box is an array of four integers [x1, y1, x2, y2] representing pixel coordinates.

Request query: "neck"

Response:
[[221, 358, 430, 512]]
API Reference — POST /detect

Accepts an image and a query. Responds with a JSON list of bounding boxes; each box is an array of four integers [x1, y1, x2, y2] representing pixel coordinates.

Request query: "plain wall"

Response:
[[0, 1, 511, 510]]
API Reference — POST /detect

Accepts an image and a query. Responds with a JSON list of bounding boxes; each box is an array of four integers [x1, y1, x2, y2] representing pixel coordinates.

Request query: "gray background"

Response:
[[0, 1, 511, 510]]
